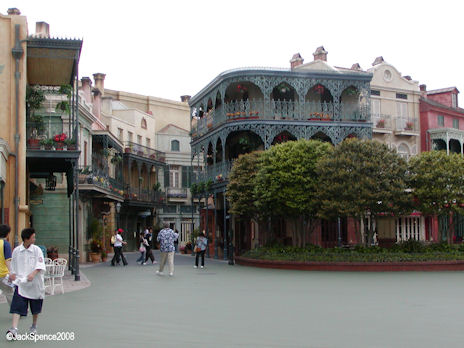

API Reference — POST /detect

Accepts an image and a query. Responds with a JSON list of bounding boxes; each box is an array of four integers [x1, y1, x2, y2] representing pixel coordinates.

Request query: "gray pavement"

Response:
[[1, 251, 464, 347]]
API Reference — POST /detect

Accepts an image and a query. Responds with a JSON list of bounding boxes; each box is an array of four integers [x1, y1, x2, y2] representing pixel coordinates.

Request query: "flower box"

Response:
[[376, 120, 385, 128]]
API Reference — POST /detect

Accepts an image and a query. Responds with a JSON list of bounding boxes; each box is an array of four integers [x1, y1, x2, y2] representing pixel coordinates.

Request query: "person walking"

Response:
[[136, 232, 146, 264], [0, 224, 14, 307], [111, 229, 128, 266], [194, 231, 208, 269], [156, 223, 178, 276], [174, 229, 179, 253], [143, 227, 156, 265], [6, 228, 46, 339]]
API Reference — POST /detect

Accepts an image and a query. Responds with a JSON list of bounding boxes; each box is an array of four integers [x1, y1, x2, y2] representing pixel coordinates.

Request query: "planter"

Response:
[[28, 138, 40, 149], [125, 147, 131, 153], [55, 143, 64, 151], [89, 252, 100, 263]]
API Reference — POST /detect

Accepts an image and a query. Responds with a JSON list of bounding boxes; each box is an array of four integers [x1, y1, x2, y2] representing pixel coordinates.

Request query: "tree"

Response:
[[226, 151, 263, 219], [408, 150, 464, 244], [254, 140, 333, 246], [315, 139, 410, 246]]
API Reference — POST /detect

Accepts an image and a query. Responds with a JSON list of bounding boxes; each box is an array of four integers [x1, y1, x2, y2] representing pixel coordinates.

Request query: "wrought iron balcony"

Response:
[[78, 166, 124, 200], [192, 161, 234, 185], [26, 119, 78, 151], [166, 187, 188, 199], [124, 141, 165, 162], [191, 99, 369, 139], [372, 114, 393, 132], [124, 186, 166, 205], [394, 117, 419, 134]]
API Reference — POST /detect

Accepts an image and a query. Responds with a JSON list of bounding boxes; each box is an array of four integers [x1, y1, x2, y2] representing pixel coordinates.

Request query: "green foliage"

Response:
[[254, 139, 333, 219], [408, 151, 464, 216], [244, 245, 464, 262], [26, 85, 45, 112], [190, 183, 198, 196], [55, 84, 72, 115], [226, 151, 263, 219], [40, 138, 54, 146]]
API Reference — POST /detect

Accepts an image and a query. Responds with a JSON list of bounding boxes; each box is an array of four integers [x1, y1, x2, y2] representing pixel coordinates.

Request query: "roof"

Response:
[[421, 97, 464, 114], [427, 87, 459, 95]]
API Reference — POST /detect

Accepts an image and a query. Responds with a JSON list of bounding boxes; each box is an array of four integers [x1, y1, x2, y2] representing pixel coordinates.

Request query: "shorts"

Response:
[[10, 287, 43, 316]]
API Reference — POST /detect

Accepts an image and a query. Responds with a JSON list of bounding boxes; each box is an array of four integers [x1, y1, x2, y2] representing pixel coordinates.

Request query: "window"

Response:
[[171, 140, 180, 152], [396, 217, 421, 242], [396, 102, 408, 129], [128, 131, 133, 143], [141, 118, 147, 129], [169, 165, 180, 188], [118, 128, 123, 141], [83, 141, 87, 166], [146, 138, 151, 148], [397, 144, 410, 160], [371, 90, 380, 96], [137, 135, 142, 145], [396, 93, 407, 100], [453, 119, 459, 129], [452, 94, 458, 108], [437, 115, 444, 127]]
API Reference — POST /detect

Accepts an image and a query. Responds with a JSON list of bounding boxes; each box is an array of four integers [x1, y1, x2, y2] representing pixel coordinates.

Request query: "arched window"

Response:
[[171, 140, 180, 152], [141, 118, 147, 129]]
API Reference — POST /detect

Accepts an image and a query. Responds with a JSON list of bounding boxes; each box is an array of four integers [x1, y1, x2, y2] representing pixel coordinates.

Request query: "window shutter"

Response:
[[164, 165, 170, 187], [182, 166, 188, 188]]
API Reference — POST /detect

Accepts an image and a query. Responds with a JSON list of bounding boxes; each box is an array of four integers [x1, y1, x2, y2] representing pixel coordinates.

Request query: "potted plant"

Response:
[[101, 249, 108, 262], [405, 121, 413, 130], [40, 138, 54, 150], [376, 119, 385, 128], [53, 133, 67, 150], [46, 246, 59, 260], [64, 138, 76, 150], [89, 239, 102, 263]]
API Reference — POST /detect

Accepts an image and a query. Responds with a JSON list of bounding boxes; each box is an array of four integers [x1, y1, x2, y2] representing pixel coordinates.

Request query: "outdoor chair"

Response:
[[44, 258, 54, 295], [50, 258, 67, 295]]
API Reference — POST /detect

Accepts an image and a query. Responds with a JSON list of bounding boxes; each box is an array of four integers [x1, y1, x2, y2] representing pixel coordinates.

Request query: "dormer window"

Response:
[[171, 140, 180, 152]]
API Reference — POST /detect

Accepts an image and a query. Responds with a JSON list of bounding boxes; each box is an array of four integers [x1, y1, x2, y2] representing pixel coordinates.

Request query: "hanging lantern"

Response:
[[45, 172, 57, 191]]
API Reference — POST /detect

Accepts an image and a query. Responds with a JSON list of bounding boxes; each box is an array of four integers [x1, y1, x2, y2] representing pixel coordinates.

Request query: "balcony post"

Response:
[[223, 192, 228, 260], [214, 191, 218, 259]]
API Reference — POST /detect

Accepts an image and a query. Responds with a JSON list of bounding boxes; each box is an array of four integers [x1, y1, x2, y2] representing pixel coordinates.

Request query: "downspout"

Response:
[[11, 24, 24, 246]]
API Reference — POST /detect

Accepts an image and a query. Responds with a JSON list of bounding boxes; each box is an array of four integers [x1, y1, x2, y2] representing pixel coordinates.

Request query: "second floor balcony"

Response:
[[124, 186, 165, 206], [78, 166, 124, 202], [192, 99, 369, 139]]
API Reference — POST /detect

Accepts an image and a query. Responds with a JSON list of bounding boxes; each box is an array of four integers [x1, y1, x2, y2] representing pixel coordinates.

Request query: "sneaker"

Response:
[[193, 265, 198, 268], [143, 262, 147, 265], [29, 326, 37, 336], [200, 266, 204, 269], [152, 261, 157, 264], [6, 328, 17, 341], [169, 272, 174, 276], [156, 270, 163, 276]]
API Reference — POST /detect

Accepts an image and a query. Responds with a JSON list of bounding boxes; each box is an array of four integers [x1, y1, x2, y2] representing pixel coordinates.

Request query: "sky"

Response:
[[4, 0, 464, 105]]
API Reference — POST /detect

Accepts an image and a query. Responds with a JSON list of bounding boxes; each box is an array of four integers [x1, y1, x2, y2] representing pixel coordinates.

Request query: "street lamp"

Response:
[[115, 202, 121, 229]]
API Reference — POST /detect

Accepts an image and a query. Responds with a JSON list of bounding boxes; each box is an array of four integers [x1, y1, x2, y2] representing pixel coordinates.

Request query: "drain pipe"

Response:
[[11, 24, 24, 246]]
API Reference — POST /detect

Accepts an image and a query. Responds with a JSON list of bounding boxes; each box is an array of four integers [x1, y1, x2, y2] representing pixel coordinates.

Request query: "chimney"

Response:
[[372, 56, 384, 66], [351, 63, 362, 71], [403, 76, 412, 81], [420, 84, 427, 99], [290, 53, 304, 69], [80, 77, 92, 103], [92, 88, 102, 119], [93, 73, 106, 96], [313, 46, 328, 62], [180, 95, 191, 103], [7, 8, 21, 15], [35, 22, 50, 38]]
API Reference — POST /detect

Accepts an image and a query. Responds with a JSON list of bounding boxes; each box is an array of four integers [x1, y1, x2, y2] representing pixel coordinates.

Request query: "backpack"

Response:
[[110, 235, 116, 245]]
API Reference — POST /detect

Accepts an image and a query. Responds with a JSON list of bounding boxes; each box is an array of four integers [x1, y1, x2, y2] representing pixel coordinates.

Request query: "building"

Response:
[[366, 57, 423, 246], [189, 47, 373, 256], [419, 85, 464, 242]]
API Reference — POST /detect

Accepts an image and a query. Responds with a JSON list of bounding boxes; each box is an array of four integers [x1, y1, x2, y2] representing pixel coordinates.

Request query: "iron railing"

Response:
[[124, 186, 166, 204], [78, 166, 124, 197], [124, 141, 165, 162], [192, 160, 234, 184]]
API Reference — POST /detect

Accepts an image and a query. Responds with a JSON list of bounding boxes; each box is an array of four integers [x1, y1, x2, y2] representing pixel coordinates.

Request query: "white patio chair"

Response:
[[51, 258, 67, 295], [44, 258, 54, 295]]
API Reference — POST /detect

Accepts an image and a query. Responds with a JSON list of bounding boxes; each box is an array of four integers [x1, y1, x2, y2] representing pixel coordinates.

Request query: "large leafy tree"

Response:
[[315, 138, 411, 245], [408, 150, 464, 243], [253, 139, 333, 246], [226, 151, 263, 219]]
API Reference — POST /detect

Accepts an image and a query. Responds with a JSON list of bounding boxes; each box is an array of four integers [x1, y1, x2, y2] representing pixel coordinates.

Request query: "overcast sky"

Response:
[[5, 0, 464, 105]]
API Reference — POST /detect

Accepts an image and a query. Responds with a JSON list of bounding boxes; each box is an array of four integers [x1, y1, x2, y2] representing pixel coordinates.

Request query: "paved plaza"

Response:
[[1, 251, 464, 347]]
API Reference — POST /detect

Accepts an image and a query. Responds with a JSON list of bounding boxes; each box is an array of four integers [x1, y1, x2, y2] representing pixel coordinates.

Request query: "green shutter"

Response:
[[164, 165, 170, 187], [182, 166, 188, 188]]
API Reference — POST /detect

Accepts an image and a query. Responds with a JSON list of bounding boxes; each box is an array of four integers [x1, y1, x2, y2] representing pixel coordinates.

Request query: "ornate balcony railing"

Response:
[[78, 166, 124, 197], [372, 114, 393, 131], [125, 186, 166, 204], [191, 99, 369, 138], [124, 141, 166, 162], [394, 117, 419, 133], [167, 187, 188, 198], [192, 160, 234, 184], [26, 119, 78, 151]]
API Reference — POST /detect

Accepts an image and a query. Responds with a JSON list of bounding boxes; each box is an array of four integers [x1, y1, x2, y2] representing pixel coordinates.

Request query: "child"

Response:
[[6, 228, 45, 339]]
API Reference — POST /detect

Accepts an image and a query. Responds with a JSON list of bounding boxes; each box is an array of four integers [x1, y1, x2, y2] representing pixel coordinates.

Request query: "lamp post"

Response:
[[116, 202, 121, 229]]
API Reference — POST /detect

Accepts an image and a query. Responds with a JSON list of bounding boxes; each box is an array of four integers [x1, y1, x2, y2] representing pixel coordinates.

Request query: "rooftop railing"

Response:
[[124, 141, 165, 162]]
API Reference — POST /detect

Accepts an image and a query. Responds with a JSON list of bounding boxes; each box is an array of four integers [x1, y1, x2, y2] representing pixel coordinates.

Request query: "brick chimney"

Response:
[[290, 53, 304, 69], [93, 73, 106, 96], [313, 46, 328, 62], [372, 56, 384, 66], [80, 77, 92, 103], [180, 95, 191, 103], [35, 22, 50, 38], [92, 88, 102, 119], [7, 8, 21, 15], [351, 63, 362, 71], [420, 84, 427, 99]]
